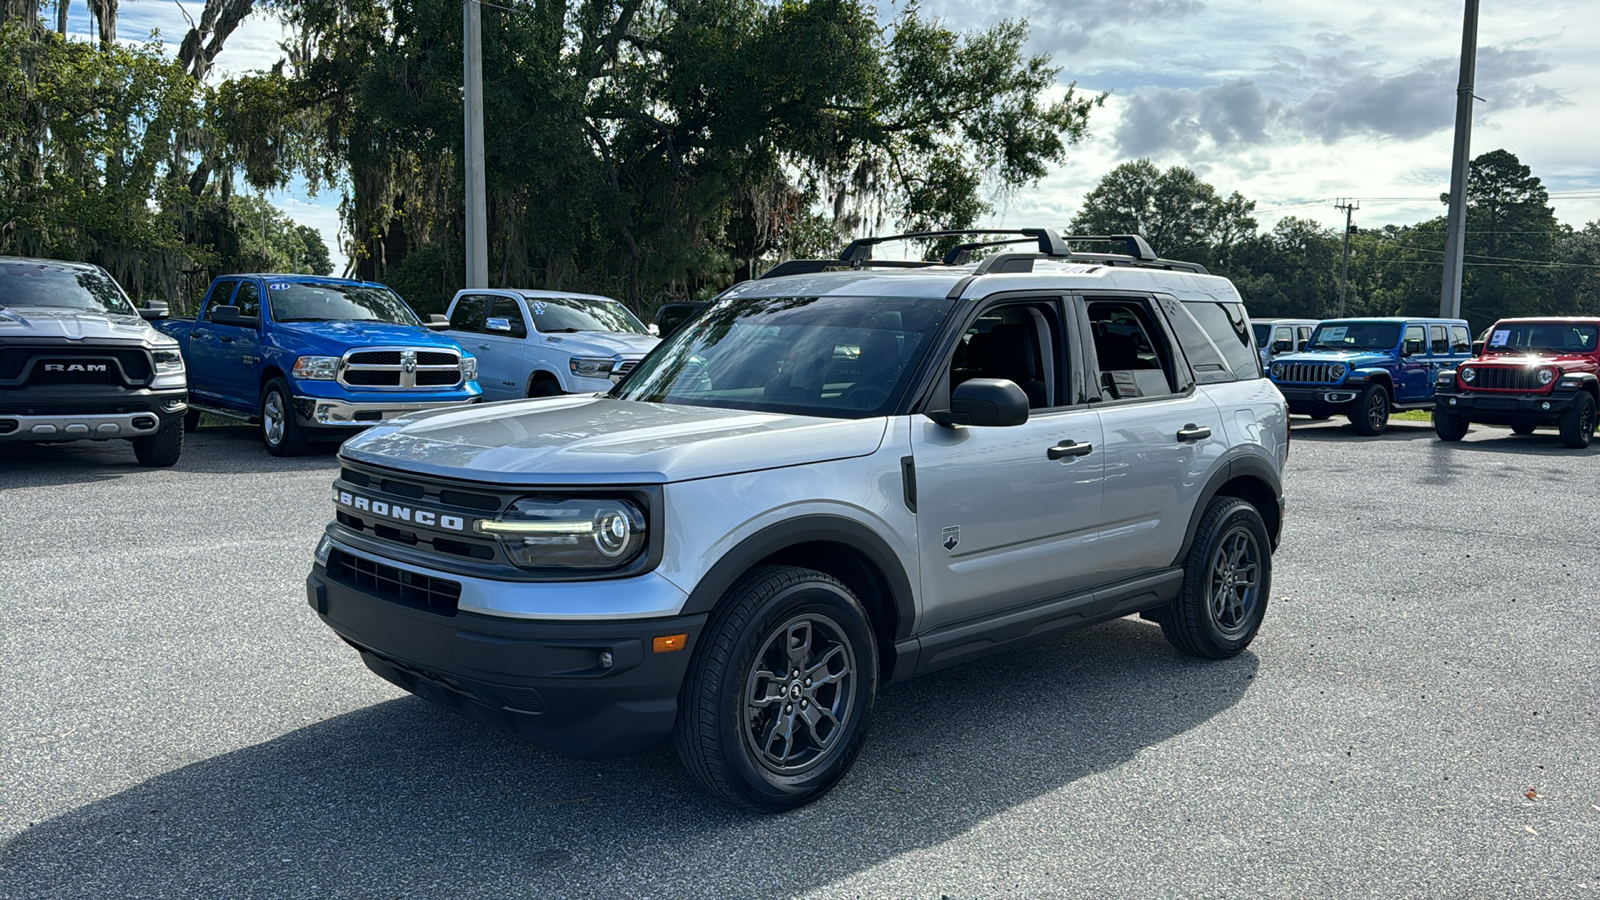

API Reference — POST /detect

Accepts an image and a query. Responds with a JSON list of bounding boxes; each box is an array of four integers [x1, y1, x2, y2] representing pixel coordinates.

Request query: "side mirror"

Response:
[[211, 305, 260, 329], [1403, 339, 1424, 356], [928, 378, 1029, 427], [425, 313, 450, 331], [485, 316, 512, 333], [1271, 339, 1293, 354], [137, 300, 169, 321], [1471, 340, 1485, 355], [1298, 339, 1309, 351]]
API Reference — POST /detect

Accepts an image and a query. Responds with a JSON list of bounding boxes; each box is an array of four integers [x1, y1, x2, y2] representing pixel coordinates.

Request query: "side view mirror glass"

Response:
[[425, 313, 450, 331], [1403, 339, 1424, 356], [1471, 340, 1485, 355], [928, 378, 1029, 427], [1298, 339, 1309, 351], [1271, 339, 1293, 353], [211, 305, 259, 329], [138, 300, 169, 321]]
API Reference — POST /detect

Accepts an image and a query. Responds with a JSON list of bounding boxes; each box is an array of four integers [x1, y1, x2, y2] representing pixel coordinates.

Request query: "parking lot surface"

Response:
[[2, 420, 1597, 898]]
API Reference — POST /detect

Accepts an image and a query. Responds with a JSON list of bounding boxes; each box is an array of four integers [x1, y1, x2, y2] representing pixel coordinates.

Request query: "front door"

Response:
[[210, 279, 264, 403], [911, 299, 1106, 634], [1397, 323, 1431, 402]]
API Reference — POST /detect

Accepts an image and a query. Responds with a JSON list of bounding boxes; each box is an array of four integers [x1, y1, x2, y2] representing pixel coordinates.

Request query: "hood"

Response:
[[0, 306, 168, 345], [339, 396, 889, 485], [273, 320, 466, 355], [1274, 349, 1392, 369], [1472, 351, 1590, 367], [535, 331, 659, 357]]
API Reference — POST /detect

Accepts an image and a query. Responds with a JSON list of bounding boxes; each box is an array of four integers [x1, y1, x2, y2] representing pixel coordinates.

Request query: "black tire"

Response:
[[1511, 423, 1537, 436], [675, 565, 878, 813], [1161, 497, 1272, 659], [1433, 409, 1469, 442], [131, 418, 183, 467], [260, 377, 309, 456], [1559, 392, 1596, 449], [1349, 383, 1390, 436], [182, 408, 201, 433], [528, 377, 563, 398]]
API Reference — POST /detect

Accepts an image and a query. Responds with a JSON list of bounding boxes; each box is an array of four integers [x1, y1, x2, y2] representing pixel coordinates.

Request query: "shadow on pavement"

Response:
[[0, 619, 1256, 899], [0, 425, 340, 487]]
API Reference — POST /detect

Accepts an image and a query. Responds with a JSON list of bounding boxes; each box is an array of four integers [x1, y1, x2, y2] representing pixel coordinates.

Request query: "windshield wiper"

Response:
[[276, 317, 336, 322], [542, 327, 583, 333]]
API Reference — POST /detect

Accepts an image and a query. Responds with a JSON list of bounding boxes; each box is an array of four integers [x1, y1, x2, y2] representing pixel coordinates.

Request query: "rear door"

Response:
[[1397, 322, 1431, 402], [911, 296, 1105, 633]]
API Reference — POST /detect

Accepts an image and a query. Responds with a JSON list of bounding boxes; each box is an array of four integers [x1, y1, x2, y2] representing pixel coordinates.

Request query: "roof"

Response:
[[0, 256, 100, 272], [1316, 316, 1469, 324], [232, 273, 388, 287]]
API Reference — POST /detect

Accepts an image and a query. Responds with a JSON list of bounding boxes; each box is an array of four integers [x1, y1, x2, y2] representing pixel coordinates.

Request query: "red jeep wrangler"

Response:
[[1433, 317, 1600, 448]]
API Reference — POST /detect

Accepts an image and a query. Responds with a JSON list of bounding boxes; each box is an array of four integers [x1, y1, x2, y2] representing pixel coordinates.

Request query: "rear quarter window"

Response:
[[1176, 299, 1262, 381]]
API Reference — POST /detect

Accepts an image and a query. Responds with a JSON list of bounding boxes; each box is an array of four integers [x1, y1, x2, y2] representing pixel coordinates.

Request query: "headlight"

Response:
[[152, 348, 185, 374], [569, 356, 615, 378], [1271, 363, 1285, 379], [477, 496, 647, 569], [1330, 364, 1346, 380], [293, 355, 342, 380], [1460, 366, 1476, 384], [461, 356, 478, 382], [1537, 367, 1556, 385]]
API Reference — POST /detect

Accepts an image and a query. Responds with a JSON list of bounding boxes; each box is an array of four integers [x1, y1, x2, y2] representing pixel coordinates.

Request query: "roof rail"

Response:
[[840, 228, 1070, 264], [1058, 233, 1158, 261], [941, 238, 1038, 265]]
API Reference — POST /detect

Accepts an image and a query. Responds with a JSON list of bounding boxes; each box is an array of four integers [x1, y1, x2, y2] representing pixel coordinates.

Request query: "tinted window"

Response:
[[1184, 300, 1260, 380], [0, 262, 136, 316], [269, 282, 421, 326], [1251, 323, 1272, 345], [1450, 325, 1471, 353], [450, 294, 489, 332], [1088, 300, 1180, 398], [616, 295, 953, 418], [1308, 321, 1402, 351], [950, 302, 1064, 409], [234, 281, 261, 319], [1430, 325, 1448, 354], [528, 296, 647, 334], [205, 280, 239, 320], [1404, 325, 1426, 354], [1483, 321, 1600, 354], [490, 297, 528, 338]]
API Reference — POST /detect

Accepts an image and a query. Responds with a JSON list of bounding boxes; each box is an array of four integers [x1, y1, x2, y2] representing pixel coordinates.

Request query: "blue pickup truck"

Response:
[[1267, 316, 1473, 435], [156, 274, 481, 454]]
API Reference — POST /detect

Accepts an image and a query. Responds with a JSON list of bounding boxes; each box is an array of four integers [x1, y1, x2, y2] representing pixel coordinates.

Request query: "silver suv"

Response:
[[307, 230, 1288, 812]]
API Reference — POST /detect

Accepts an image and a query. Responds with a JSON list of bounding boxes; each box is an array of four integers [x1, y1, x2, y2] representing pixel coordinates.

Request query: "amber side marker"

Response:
[[653, 634, 688, 653]]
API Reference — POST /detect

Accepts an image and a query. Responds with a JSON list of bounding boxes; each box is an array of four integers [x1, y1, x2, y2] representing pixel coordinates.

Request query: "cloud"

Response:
[[1114, 79, 1282, 156]]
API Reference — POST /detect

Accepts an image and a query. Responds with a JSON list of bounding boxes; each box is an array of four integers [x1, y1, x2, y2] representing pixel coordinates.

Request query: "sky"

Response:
[[87, 0, 1600, 266]]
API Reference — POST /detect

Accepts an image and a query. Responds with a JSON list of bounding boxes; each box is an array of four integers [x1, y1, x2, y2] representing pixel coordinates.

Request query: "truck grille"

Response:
[[325, 547, 460, 616], [613, 358, 642, 379], [0, 346, 152, 387], [1467, 366, 1542, 391], [339, 347, 462, 390], [1275, 362, 1342, 384]]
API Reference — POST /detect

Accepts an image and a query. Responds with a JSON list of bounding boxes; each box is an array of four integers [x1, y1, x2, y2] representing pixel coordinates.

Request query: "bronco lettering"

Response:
[[334, 489, 467, 531]]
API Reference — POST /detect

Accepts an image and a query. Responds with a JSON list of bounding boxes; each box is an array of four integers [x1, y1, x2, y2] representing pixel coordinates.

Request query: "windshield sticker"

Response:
[[269, 283, 291, 290], [531, 301, 547, 315], [1320, 326, 1348, 342], [1490, 329, 1511, 347]]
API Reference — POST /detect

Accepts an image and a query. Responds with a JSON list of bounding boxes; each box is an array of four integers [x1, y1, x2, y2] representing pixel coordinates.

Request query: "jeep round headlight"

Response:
[[1460, 366, 1476, 384], [1537, 367, 1556, 385], [477, 496, 647, 569], [1330, 363, 1346, 380], [1271, 363, 1285, 379]]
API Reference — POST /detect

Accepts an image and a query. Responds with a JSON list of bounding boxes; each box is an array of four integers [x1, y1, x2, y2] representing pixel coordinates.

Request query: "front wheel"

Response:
[[131, 419, 183, 467], [1349, 384, 1390, 436], [1433, 409, 1469, 442], [260, 377, 310, 456], [1559, 392, 1596, 449], [1161, 497, 1272, 659], [528, 377, 563, 398], [675, 566, 878, 812]]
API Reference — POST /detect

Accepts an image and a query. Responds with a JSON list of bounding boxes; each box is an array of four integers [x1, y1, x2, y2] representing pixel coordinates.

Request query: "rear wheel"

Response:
[[1511, 423, 1537, 436], [1349, 384, 1390, 436], [182, 408, 201, 432], [1433, 409, 1469, 442], [675, 566, 878, 812], [1559, 392, 1596, 449], [131, 419, 183, 467], [1161, 497, 1271, 659], [260, 377, 309, 456], [528, 376, 563, 398]]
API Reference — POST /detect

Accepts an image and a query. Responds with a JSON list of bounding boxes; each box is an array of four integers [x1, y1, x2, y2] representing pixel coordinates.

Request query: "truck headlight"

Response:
[[293, 356, 342, 380], [461, 356, 478, 382], [1460, 366, 1476, 384], [569, 356, 615, 378], [1537, 367, 1555, 385], [477, 497, 647, 570], [153, 348, 185, 374]]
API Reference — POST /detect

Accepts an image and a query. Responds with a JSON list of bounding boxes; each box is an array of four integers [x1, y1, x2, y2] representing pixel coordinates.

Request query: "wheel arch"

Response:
[[1172, 456, 1284, 568], [527, 369, 562, 392], [679, 515, 915, 678]]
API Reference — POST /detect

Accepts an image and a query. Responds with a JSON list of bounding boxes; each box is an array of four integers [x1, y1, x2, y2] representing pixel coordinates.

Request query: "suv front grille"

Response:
[[1276, 362, 1341, 384], [1468, 366, 1542, 391], [325, 547, 460, 616], [339, 347, 462, 390]]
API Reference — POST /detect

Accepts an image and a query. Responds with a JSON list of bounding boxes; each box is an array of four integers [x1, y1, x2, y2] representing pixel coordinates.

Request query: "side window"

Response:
[[1450, 325, 1471, 353], [449, 294, 489, 332], [949, 301, 1064, 409], [1404, 324, 1426, 356], [233, 281, 261, 320], [1180, 300, 1258, 380], [1088, 299, 1180, 399], [491, 296, 529, 338], [1430, 325, 1448, 355], [204, 280, 239, 320], [1273, 326, 1293, 347], [1297, 326, 1313, 348]]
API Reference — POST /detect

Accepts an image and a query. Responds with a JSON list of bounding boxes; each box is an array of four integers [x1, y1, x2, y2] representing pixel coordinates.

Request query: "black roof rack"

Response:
[[755, 228, 1206, 280]]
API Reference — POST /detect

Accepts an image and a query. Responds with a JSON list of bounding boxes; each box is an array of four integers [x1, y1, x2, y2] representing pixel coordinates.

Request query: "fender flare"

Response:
[[1171, 454, 1285, 568], [679, 514, 916, 640]]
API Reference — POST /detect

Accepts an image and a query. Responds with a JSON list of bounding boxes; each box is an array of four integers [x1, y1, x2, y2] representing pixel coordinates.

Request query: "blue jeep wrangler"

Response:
[[1268, 317, 1473, 435]]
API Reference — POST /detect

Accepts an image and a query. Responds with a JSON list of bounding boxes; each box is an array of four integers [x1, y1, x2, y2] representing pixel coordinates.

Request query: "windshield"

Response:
[[1483, 322, 1598, 355], [614, 295, 955, 418], [267, 282, 421, 325], [1251, 323, 1272, 345], [529, 296, 648, 334], [1307, 321, 1401, 352], [0, 262, 136, 316]]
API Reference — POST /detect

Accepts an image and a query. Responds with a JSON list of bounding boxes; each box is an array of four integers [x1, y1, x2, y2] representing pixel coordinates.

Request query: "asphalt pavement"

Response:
[[1, 419, 1597, 899]]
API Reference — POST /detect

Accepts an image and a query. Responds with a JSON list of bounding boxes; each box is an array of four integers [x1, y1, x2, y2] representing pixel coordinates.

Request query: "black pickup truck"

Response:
[[0, 257, 188, 466]]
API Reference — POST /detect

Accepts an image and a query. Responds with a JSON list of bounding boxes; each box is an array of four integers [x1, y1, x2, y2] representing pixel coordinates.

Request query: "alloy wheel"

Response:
[[1367, 390, 1389, 431], [1208, 528, 1261, 636], [263, 390, 285, 446], [742, 614, 857, 776]]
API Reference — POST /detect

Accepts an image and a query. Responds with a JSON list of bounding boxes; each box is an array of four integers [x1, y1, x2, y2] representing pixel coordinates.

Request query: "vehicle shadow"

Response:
[[0, 620, 1256, 899], [0, 426, 340, 488], [1287, 419, 1437, 442]]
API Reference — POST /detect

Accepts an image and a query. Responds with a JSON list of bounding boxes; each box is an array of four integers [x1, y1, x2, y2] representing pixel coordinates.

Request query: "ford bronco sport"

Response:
[[306, 230, 1288, 811], [1433, 317, 1600, 448]]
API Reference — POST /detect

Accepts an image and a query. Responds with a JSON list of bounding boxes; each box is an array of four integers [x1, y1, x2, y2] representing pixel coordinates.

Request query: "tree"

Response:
[[1068, 159, 1256, 269]]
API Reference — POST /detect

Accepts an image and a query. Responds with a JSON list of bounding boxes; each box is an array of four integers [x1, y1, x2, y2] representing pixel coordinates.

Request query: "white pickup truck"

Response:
[[444, 289, 659, 400]]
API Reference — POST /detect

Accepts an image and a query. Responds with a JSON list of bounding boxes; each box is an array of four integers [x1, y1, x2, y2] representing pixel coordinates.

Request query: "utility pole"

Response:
[[1335, 199, 1359, 317], [1440, 0, 1481, 319], [463, 0, 489, 289]]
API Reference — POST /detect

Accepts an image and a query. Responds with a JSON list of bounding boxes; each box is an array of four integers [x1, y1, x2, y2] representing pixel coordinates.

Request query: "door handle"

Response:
[[1047, 440, 1093, 460], [219, 335, 234, 344], [477, 344, 491, 350], [1177, 424, 1212, 443]]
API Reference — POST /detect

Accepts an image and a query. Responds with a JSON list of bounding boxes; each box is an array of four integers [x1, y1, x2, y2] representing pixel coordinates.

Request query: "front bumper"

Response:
[[0, 387, 187, 442], [307, 564, 707, 759], [1435, 388, 1580, 424], [292, 395, 480, 428], [1276, 385, 1359, 412]]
